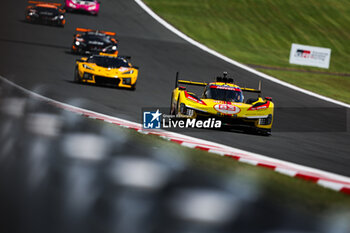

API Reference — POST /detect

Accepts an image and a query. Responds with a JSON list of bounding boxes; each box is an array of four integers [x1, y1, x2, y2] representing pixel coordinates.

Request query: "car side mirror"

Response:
[[265, 97, 272, 101]]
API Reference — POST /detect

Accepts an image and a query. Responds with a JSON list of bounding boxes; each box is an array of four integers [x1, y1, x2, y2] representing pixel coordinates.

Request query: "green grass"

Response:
[[143, 0, 350, 103], [257, 69, 350, 103], [116, 125, 350, 213]]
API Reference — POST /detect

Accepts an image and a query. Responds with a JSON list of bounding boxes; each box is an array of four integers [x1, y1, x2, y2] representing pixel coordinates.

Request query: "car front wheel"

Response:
[[74, 68, 81, 83]]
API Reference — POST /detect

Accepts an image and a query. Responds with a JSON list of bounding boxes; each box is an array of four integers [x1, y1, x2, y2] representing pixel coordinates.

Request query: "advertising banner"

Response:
[[289, 43, 331, 69]]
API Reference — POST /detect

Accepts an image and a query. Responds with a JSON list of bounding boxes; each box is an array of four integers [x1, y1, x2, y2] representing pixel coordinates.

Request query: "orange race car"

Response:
[[71, 28, 119, 55], [25, 1, 66, 27]]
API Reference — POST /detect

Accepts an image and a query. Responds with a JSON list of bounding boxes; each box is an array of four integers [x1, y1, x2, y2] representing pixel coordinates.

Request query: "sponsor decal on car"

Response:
[[213, 104, 241, 115]]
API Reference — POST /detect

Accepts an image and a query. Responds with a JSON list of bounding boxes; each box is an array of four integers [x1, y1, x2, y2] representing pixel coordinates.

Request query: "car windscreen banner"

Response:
[[289, 43, 331, 69]]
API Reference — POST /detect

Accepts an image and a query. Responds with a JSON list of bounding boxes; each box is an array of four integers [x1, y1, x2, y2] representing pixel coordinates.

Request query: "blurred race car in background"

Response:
[[170, 72, 274, 135], [25, 1, 66, 27], [72, 28, 118, 55], [65, 0, 100, 16], [74, 53, 138, 90]]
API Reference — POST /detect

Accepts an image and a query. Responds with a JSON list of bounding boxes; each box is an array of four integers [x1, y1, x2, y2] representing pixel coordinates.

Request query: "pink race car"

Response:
[[65, 0, 100, 16]]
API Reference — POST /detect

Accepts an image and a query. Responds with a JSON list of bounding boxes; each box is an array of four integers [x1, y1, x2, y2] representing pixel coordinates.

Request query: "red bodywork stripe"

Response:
[[248, 101, 270, 111], [184, 91, 206, 105]]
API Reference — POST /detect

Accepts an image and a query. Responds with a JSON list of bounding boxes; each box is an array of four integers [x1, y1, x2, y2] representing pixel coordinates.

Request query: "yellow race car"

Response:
[[74, 53, 139, 90], [170, 72, 274, 135]]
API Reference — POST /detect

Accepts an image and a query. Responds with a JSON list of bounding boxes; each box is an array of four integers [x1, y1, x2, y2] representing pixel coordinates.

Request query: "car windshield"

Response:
[[88, 56, 130, 68], [204, 85, 244, 102], [83, 32, 111, 43], [36, 7, 59, 14]]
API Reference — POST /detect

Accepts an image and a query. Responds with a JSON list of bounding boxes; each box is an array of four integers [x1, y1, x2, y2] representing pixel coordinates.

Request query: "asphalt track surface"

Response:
[[1, 1, 349, 176]]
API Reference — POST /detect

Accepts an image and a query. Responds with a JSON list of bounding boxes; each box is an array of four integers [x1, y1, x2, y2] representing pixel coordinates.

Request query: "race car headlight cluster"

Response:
[[112, 45, 117, 50], [83, 72, 93, 80], [122, 78, 131, 85], [259, 114, 272, 125], [29, 9, 37, 15], [83, 64, 94, 70], [75, 41, 80, 46], [122, 70, 134, 75], [59, 15, 64, 20]]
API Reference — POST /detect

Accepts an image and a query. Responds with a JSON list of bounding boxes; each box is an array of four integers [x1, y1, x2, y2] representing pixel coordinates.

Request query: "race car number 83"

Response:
[[214, 104, 241, 115]]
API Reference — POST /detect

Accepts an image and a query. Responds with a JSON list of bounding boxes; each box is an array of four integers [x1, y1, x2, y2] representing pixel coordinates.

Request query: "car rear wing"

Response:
[[241, 87, 261, 93], [175, 72, 207, 88], [241, 81, 262, 93], [175, 72, 262, 94], [178, 80, 207, 86], [75, 28, 116, 36], [28, 1, 62, 6]]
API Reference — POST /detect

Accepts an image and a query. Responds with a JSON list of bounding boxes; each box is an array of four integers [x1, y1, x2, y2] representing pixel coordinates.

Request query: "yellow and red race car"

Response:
[[170, 72, 274, 135], [25, 1, 66, 27], [74, 53, 139, 90]]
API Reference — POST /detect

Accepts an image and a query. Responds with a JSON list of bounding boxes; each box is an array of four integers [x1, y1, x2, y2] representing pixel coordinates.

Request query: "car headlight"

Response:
[[112, 45, 117, 50], [122, 70, 134, 74], [59, 15, 64, 20], [83, 64, 94, 70], [52, 16, 58, 20], [75, 41, 80, 46]]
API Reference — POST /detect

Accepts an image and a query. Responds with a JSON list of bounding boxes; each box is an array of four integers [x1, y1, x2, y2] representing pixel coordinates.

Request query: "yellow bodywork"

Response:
[[171, 81, 274, 132], [75, 54, 138, 89]]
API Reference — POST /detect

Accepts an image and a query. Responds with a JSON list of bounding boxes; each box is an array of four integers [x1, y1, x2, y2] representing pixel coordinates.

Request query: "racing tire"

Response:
[[74, 67, 81, 83], [170, 94, 175, 115], [174, 94, 181, 116]]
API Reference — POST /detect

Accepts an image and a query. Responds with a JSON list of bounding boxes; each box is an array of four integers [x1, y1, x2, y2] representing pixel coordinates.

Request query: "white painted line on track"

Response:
[[134, 0, 350, 109]]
